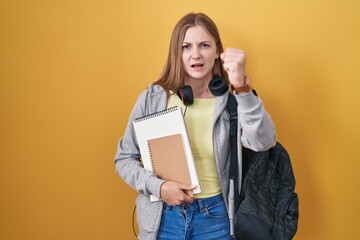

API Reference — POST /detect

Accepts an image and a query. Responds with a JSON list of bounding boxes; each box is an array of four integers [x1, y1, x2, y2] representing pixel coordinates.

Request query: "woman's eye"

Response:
[[182, 44, 190, 50], [201, 43, 210, 48]]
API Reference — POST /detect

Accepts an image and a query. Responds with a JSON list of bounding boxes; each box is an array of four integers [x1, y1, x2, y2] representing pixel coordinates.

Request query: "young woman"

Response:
[[114, 12, 276, 240]]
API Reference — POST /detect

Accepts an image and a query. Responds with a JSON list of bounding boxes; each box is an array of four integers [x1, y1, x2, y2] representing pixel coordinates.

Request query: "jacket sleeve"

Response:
[[234, 90, 276, 151], [114, 90, 165, 198]]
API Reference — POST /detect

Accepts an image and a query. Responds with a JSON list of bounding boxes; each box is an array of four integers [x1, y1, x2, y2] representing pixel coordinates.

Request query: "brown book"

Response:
[[147, 134, 193, 197]]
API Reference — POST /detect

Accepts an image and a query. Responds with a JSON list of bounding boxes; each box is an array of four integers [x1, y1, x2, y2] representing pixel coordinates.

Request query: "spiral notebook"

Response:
[[147, 134, 193, 197], [133, 106, 201, 202]]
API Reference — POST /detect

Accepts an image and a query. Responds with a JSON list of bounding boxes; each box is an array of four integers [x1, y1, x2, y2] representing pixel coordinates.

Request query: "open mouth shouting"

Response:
[[191, 63, 204, 70]]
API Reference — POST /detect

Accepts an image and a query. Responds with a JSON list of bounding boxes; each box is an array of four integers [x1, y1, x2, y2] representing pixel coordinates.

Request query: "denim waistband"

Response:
[[163, 194, 224, 212]]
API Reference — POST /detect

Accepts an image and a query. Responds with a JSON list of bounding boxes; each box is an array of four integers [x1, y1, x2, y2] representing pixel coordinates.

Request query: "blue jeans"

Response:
[[157, 194, 232, 240]]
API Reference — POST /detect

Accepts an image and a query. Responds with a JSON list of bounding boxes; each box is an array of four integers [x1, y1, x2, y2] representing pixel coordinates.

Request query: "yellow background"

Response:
[[1, 0, 359, 239]]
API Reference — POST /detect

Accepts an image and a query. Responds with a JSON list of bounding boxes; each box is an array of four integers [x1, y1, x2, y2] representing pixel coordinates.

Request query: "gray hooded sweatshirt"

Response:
[[114, 84, 276, 240]]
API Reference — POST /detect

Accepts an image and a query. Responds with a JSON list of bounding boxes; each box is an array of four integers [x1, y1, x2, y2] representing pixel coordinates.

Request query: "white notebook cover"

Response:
[[133, 106, 201, 202]]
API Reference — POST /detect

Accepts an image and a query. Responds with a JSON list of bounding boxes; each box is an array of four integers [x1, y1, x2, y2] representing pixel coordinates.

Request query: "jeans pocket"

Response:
[[204, 201, 228, 219]]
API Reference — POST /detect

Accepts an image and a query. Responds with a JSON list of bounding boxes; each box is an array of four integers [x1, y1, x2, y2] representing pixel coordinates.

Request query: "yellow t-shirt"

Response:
[[168, 93, 222, 198]]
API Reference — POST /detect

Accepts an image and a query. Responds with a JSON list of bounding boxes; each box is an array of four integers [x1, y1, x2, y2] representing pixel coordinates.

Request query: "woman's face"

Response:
[[182, 25, 219, 84]]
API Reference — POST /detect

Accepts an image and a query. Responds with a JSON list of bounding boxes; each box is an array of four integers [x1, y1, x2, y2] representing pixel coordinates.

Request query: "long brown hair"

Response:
[[154, 12, 227, 93]]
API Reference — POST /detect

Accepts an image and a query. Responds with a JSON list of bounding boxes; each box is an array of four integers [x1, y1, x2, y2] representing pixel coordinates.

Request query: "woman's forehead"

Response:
[[183, 25, 216, 43]]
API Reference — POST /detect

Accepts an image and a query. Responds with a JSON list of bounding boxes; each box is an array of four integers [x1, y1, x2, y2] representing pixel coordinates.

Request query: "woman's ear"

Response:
[[215, 45, 221, 58]]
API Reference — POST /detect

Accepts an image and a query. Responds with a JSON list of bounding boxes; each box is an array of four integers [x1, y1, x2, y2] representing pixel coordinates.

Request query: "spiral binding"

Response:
[[147, 141, 156, 173], [133, 106, 180, 123]]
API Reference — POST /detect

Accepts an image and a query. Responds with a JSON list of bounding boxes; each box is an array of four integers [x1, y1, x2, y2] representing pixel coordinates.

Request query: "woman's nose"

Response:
[[191, 47, 201, 59]]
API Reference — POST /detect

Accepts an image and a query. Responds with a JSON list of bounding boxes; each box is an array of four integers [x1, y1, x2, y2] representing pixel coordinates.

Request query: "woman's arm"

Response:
[[221, 48, 276, 151], [235, 90, 276, 151], [114, 90, 165, 198]]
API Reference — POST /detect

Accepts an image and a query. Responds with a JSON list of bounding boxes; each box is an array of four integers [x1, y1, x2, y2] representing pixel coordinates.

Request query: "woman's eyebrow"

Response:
[[183, 40, 212, 44]]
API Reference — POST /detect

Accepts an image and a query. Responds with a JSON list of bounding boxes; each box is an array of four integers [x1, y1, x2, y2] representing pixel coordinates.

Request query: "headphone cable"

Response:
[[132, 205, 137, 238], [183, 106, 188, 117]]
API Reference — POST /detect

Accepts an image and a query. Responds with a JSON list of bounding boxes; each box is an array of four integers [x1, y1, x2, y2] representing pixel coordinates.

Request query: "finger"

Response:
[[220, 52, 225, 61], [183, 195, 194, 203], [223, 49, 246, 60], [179, 184, 197, 191], [223, 62, 240, 72], [223, 63, 234, 73], [222, 55, 245, 64], [227, 58, 245, 67], [221, 51, 243, 61], [225, 48, 245, 55]]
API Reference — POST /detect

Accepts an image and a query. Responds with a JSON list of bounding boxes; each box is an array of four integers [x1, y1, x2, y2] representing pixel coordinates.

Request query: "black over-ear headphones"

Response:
[[178, 77, 229, 107]]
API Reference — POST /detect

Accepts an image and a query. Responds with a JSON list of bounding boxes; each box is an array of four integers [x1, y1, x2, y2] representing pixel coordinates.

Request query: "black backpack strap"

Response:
[[227, 90, 258, 238], [227, 93, 239, 238], [227, 90, 257, 208], [227, 93, 240, 209]]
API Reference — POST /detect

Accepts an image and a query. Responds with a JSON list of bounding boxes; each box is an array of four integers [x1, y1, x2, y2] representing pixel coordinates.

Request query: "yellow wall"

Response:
[[1, 0, 359, 239]]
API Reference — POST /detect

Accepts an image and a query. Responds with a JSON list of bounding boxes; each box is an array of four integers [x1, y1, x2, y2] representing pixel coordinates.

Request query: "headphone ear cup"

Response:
[[209, 77, 229, 96], [181, 85, 194, 106]]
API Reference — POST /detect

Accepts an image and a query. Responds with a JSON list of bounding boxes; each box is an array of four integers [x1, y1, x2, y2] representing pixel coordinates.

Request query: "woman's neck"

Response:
[[184, 77, 214, 98]]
